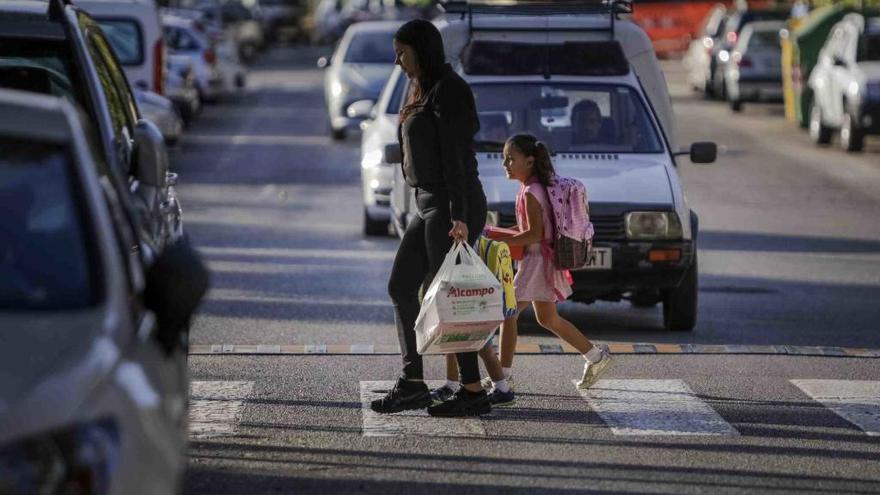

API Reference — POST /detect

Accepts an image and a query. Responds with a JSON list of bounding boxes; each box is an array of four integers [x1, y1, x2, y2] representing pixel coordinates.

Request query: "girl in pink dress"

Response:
[[479, 134, 612, 407]]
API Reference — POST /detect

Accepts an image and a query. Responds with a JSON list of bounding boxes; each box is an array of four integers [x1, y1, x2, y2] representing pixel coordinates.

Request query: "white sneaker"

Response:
[[481, 374, 515, 392], [577, 347, 611, 389]]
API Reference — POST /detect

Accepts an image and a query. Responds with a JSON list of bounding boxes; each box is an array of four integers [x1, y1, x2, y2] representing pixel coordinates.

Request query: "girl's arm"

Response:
[[504, 192, 544, 247]]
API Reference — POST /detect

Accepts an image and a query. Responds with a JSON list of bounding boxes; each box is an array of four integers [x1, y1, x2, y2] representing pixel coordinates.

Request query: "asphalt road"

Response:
[[174, 46, 880, 494]]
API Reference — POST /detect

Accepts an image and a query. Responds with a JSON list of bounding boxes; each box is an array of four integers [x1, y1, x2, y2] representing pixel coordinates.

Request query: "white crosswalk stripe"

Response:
[[574, 379, 739, 436], [360, 381, 487, 438], [190, 381, 254, 439], [791, 379, 880, 436]]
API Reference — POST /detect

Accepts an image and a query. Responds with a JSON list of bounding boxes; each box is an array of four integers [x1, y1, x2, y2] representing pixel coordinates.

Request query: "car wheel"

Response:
[[662, 253, 697, 332], [809, 103, 832, 145], [630, 289, 660, 308], [331, 127, 347, 141], [840, 113, 865, 152], [729, 98, 743, 112], [363, 209, 388, 236]]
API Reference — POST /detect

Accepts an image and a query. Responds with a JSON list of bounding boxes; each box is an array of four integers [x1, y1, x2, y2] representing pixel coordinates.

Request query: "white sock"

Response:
[[584, 346, 603, 364], [494, 379, 510, 393], [445, 379, 460, 391], [502, 367, 512, 379]]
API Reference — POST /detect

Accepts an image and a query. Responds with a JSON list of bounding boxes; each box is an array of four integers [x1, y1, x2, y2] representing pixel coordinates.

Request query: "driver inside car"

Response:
[[570, 99, 615, 146]]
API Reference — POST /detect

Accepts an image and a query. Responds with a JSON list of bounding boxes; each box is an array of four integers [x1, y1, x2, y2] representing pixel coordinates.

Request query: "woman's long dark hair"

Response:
[[506, 134, 556, 187], [395, 19, 447, 121]]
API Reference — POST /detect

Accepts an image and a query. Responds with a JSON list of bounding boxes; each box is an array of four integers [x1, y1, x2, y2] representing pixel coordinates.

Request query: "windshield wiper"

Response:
[[473, 140, 505, 151]]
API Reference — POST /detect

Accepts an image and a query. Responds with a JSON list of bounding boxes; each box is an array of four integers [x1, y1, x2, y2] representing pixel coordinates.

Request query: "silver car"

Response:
[[319, 20, 402, 140], [135, 88, 185, 145], [0, 89, 207, 495], [724, 20, 785, 112]]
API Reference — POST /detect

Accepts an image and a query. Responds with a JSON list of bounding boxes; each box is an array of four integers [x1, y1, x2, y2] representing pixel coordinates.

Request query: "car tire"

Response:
[[363, 209, 388, 236], [662, 253, 697, 332], [331, 127, 347, 141], [730, 98, 743, 112], [809, 103, 832, 145], [840, 113, 865, 152], [630, 289, 660, 307]]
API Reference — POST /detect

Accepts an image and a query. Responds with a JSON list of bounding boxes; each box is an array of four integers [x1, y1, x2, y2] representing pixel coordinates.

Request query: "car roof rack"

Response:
[[439, 0, 633, 38]]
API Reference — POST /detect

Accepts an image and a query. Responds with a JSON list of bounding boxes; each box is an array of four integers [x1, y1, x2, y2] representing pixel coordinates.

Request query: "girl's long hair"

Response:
[[506, 134, 556, 187], [395, 19, 447, 121]]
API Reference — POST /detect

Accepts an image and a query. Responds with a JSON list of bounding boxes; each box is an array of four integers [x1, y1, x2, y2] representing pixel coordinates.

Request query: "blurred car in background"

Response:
[[319, 20, 401, 140], [135, 88, 184, 145], [0, 89, 206, 495], [175, 0, 265, 62], [258, 0, 305, 42], [163, 12, 225, 102], [724, 20, 785, 112], [0, 0, 183, 256], [78, 0, 167, 95], [710, 8, 789, 99], [165, 54, 202, 125], [809, 14, 880, 152], [359, 65, 407, 235], [683, 3, 727, 96]]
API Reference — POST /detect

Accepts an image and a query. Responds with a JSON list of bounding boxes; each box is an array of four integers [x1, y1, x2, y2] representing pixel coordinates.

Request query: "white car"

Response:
[[390, 2, 718, 331], [360, 65, 407, 235], [809, 14, 880, 152], [0, 89, 206, 495], [78, 0, 167, 95], [683, 3, 728, 95], [320, 20, 402, 140], [135, 88, 184, 145]]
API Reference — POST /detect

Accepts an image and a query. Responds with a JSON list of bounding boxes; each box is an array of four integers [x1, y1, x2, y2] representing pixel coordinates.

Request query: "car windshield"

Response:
[[96, 19, 144, 66], [344, 31, 395, 64], [749, 29, 781, 48], [859, 34, 880, 62], [471, 83, 665, 154], [0, 138, 96, 310]]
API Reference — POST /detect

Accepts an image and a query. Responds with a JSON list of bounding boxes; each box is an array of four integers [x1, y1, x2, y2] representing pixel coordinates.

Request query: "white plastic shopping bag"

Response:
[[414, 242, 504, 355]]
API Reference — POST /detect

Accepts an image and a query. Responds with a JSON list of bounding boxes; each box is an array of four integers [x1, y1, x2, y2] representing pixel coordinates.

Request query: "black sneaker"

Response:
[[370, 377, 432, 414], [427, 388, 491, 417], [430, 384, 457, 405], [488, 388, 516, 407]]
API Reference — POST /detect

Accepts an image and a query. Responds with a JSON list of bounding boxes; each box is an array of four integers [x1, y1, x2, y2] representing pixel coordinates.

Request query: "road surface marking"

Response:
[[575, 379, 739, 436], [791, 380, 880, 436], [360, 381, 486, 438], [190, 381, 254, 439]]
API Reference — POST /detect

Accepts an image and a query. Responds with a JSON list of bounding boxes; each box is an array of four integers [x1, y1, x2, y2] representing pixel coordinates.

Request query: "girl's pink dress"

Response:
[[513, 178, 573, 303]]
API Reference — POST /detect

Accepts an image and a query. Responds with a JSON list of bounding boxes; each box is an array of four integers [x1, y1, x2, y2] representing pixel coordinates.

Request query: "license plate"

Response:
[[581, 247, 612, 270]]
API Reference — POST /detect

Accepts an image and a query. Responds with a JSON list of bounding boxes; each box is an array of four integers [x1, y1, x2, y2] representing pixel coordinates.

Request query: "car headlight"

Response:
[[330, 80, 347, 98], [625, 211, 683, 240], [0, 418, 119, 494], [361, 149, 383, 169]]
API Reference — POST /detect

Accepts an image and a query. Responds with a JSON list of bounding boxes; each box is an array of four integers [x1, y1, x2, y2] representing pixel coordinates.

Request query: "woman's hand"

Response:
[[449, 220, 468, 243]]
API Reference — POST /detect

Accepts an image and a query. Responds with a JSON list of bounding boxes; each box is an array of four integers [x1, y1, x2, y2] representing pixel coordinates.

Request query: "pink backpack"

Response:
[[544, 176, 594, 270]]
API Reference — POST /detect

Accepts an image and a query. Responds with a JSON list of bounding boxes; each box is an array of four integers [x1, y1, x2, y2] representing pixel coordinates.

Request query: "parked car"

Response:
[[176, 0, 265, 62], [391, 3, 718, 331], [162, 12, 227, 102], [709, 8, 789, 99], [0, 0, 183, 257], [77, 0, 167, 95], [166, 54, 202, 126], [135, 88, 184, 145], [312, 0, 384, 45], [683, 3, 727, 95], [359, 65, 407, 235], [809, 14, 880, 152], [0, 88, 207, 495], [259, 0, 306, 42], [320, 20, 401, 140], [724, 20, 785, 112]]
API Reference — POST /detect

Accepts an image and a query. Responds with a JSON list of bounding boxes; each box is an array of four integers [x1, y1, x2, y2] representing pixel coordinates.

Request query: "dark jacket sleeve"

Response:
[[433, 77, 472, 222]]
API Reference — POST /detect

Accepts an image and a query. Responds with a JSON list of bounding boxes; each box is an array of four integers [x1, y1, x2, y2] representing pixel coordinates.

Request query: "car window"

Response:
[[165, 26, 202, 51], [0, 138, 97, 310], [344, 31, 395, 64], [86, 32, 139, 138], [748, 30, 781, 49], [96, 18, 144, 66], [0, 39, 82, 104], [386, 71, 406, 115], [859, 33, 880, 61], [470, 83, 664, 154]]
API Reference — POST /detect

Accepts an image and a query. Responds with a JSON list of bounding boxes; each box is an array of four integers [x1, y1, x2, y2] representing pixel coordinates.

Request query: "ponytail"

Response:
[[506, 133, 556, 186]]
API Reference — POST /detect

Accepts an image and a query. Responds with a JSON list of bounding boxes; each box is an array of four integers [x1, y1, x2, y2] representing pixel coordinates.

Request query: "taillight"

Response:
[[203, 48, 217, 66], [153, 39, 165, 95]]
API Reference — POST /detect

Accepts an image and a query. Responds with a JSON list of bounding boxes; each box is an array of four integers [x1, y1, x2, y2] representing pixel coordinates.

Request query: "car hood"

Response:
[[339, 63, 395, 95], [858, 62, 880, 80], [477, 152, 675, 207], [0, 310, 119, 442]]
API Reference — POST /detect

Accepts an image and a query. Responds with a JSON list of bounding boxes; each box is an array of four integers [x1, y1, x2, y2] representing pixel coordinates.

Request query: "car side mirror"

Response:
[[384, 143, 402, 164], [133, 119, 169, 187], [317, 56, 330, 68], [689, 141, 717, 163], [144, 239, 210, 354], [347, 99, 374, 120]]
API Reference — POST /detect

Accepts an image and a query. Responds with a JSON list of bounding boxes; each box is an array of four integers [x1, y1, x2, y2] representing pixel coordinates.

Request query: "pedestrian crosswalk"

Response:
[[791, 380, 880, 436]]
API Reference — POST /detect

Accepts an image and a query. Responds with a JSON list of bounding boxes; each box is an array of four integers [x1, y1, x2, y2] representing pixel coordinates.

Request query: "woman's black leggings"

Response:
[[388, 187, 488, 384]]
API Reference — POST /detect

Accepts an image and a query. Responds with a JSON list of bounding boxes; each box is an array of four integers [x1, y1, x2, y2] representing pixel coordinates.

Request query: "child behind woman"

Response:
[[432, 133, 612, 407]]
